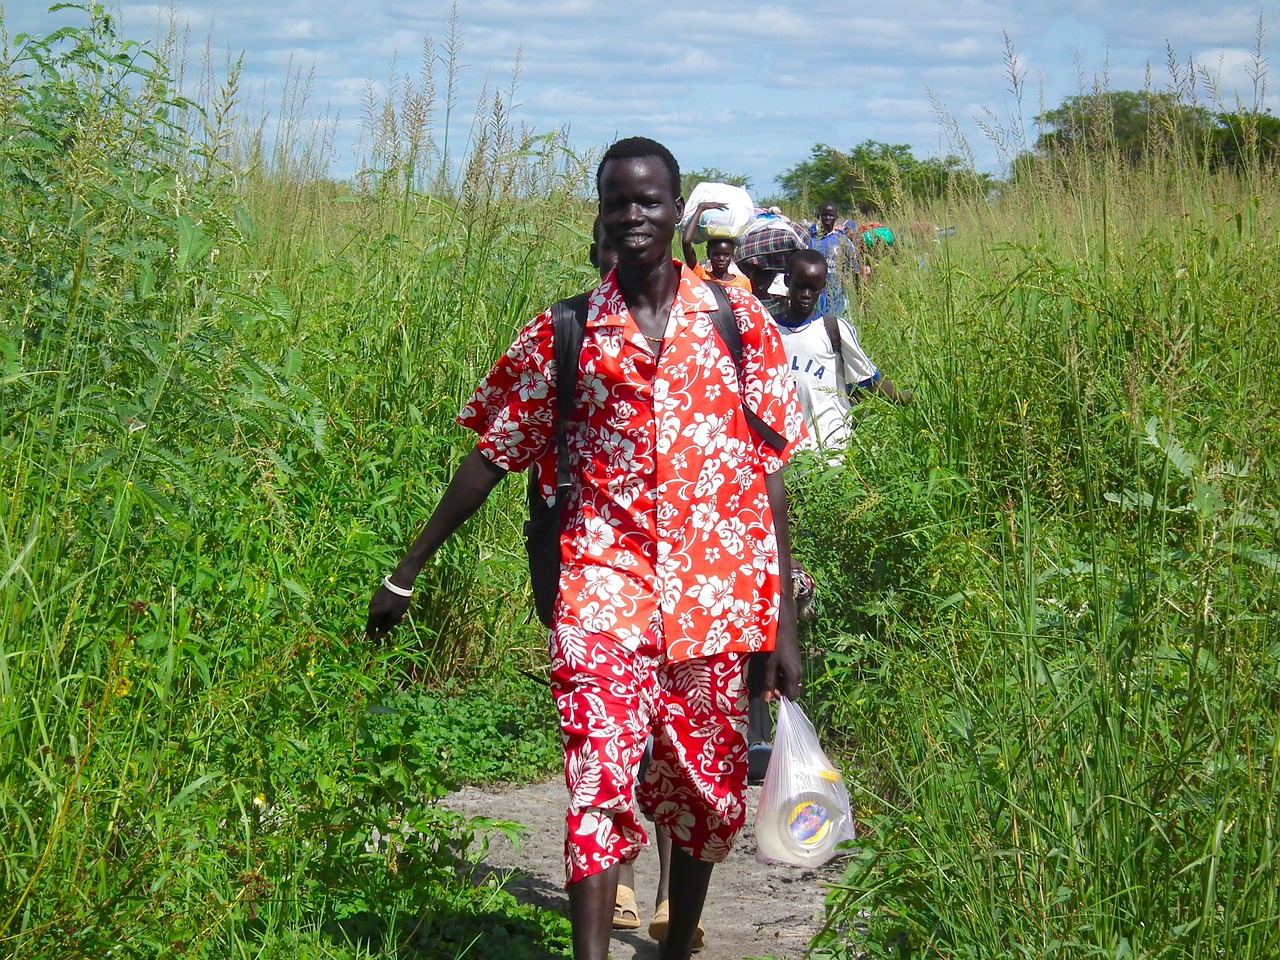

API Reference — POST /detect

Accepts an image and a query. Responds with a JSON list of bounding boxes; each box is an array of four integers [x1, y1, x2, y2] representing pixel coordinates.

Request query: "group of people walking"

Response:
[[365, 136, 913, 960], [694, 197, 913, 454]]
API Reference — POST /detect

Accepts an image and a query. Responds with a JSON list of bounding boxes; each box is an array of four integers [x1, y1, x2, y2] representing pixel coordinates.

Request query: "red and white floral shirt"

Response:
[[458, 261, 806, 661]]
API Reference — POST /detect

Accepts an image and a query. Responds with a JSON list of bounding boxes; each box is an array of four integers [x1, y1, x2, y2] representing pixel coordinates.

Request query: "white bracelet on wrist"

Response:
[[382, 576, 414, 597]]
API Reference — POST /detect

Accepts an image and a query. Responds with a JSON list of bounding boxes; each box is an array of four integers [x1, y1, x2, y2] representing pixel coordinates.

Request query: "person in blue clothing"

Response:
[[808, 202, 862, 316]]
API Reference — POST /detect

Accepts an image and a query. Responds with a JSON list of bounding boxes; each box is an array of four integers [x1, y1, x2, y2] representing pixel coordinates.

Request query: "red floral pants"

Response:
[[550, 624, 750, 885]]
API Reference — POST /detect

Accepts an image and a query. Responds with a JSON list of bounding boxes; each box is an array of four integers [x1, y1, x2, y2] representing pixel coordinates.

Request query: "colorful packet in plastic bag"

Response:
[[755, 697, 854, 867]]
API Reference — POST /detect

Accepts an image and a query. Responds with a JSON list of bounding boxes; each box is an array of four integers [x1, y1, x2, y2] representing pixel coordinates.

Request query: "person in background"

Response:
[[776, 248, 912, 454], [808, 202, 862, 315], [588, 214, 618, 276], [680, 200, 752, 292], [858, 221, 896, 264], [735, 212, 810, 321], [367, 137, 805, 960], [738, 249, 908, 755], [722, 212, 814, 779]]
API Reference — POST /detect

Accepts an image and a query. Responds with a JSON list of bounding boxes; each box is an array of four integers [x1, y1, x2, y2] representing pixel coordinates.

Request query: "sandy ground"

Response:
[[445, 778, 844, 960]]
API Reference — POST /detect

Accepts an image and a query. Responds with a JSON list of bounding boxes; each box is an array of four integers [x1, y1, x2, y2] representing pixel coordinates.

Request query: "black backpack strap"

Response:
[[823, 314, 847, 397], [706, 279, 743, 369], [551, 293, 589, 493], [524, 292, 590, 628], [705, 281, 788, 453]]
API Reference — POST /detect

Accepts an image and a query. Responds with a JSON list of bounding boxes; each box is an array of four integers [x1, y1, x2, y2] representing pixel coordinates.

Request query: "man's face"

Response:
[[598, 156, 683, 268], [787, 259, 827, 322], [741, 266, 785, 317], [707, 240, 734, 276], [819, 205, 838, 233], [745, 266, 776, 302], [590, 239, 619, 279]]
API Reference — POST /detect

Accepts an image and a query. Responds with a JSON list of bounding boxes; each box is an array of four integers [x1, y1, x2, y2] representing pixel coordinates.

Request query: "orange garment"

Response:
[[458, 262, 806, 661], [692, 261, 753, 291]]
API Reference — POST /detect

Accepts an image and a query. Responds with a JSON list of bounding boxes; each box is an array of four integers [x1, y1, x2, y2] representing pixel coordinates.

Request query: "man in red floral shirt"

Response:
[[366, 137, 805, 960]]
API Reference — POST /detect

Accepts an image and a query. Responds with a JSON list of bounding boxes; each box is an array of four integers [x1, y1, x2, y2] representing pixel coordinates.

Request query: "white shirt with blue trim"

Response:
[[776, 315, 879, 451]]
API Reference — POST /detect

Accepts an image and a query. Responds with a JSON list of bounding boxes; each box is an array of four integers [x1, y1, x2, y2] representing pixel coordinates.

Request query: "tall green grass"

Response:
[[1, 7, 578, 957], [793, 85, 1280, 958], [5, 5, 1279, 958]]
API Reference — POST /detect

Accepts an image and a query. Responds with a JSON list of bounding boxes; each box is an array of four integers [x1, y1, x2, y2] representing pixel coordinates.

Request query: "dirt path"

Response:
[[446, 778, 842, 960]]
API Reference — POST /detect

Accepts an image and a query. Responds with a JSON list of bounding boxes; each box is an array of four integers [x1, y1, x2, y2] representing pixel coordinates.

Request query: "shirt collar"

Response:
[[776, 310, 816, 330], [589, 260, 714, 327]]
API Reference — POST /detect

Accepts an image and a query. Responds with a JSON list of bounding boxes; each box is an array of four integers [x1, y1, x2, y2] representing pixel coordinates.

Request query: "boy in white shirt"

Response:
[[776, 249, 911, 452]]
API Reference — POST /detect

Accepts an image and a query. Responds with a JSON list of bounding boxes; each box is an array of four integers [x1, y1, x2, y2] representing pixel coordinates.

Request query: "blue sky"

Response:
[[7, 1, 1272, 198]]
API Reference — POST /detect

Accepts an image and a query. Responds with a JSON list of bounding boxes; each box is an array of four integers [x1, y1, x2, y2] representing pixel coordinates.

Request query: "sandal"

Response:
[[648, 900, 704, 949], [613, 884, 640, 930]]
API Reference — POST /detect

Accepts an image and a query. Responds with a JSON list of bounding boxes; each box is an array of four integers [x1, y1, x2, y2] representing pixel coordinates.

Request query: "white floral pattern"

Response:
[[551, 625, 748, 885], [457, 262, 803, 884], [458, 262, 805, 662]]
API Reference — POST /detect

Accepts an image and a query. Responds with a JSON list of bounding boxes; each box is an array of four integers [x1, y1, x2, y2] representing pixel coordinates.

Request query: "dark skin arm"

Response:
[[872, 375, 913, 405], [763, 468, 802, 701], [680, 200, 727, 268], [365, 446, 507, 638]]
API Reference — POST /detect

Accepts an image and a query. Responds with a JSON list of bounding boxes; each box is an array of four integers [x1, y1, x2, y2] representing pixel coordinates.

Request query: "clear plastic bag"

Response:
[[755, 697, 854, 867], [681, 181, 755, 242]]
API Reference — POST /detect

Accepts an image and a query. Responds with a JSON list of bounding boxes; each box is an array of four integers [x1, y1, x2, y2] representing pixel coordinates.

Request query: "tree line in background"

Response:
[[775, 142, 990, 216], [682, 149, 992, 218], [1031, 90, 1280, 168], [766, 91, 1278, 217]]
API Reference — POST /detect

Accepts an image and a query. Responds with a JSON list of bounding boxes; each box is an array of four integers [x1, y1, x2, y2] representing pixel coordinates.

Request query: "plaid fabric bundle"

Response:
[[735, 218, 809, 272], [792, 567, 817, 621]]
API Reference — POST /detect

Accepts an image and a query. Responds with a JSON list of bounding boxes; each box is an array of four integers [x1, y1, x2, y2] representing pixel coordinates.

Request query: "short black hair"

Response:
[[596, 137, 681, 201], [789, 248, 827, 272], [707, 237, 737, 251]]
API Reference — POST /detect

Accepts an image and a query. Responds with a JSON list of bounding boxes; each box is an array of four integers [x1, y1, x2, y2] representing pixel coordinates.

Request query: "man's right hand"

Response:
[[362, 448, 508, 641], [365, 582, 413, 639]]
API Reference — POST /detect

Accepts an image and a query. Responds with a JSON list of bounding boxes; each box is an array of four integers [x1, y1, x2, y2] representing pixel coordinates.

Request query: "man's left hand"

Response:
[[764, 617, 803, 701]]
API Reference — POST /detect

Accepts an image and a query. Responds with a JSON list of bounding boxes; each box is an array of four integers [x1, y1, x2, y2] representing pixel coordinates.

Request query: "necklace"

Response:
[[641, 333, 663, 344]]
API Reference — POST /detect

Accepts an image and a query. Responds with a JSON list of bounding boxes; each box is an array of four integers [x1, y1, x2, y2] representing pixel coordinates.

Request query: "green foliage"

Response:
[[798, 155, 1280, 957], [777, 141, 990, 215], [1033, 89, 1280, 171], [6, 6, 1280, 959], [1035, 90, 1215, 162], [681, 164, 753, 197], [1209, 110, 1280, 170], [0, 6, 579, 957], [364, 675, 561, 786], [788, 412, 965, 752]]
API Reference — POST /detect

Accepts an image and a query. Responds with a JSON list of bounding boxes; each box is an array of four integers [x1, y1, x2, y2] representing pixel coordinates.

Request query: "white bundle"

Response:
[[680, 182, 755, 242]]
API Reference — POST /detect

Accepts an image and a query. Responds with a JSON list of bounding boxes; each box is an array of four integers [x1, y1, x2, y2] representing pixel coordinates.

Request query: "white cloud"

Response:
[[272, 18, 325, 41], [8, 0, 1275, 190], [1194, 47, 1271, 110], [1114, 7, 1263, 48]]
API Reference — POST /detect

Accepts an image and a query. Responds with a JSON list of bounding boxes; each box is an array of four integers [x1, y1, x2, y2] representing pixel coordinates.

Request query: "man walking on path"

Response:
[[808, 202, 862, 315], [365, 136, 806, 960]]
